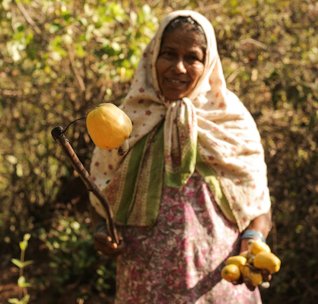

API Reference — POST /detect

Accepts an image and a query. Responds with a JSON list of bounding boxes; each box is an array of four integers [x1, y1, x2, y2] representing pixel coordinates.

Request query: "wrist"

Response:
[[240, 239, 249, 253], [241, 229, 266, 243]]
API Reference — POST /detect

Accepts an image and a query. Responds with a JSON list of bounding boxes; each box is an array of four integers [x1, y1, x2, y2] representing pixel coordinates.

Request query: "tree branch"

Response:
[[15, 1, 41, 35], [67, 45, 86, 93]]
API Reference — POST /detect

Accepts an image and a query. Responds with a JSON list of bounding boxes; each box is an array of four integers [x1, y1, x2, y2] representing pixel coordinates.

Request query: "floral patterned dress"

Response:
[[114, 173, 262, 304]]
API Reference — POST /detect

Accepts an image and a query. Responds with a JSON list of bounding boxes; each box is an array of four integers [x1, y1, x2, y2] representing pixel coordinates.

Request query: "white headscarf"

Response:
[[90, 10, 271, 231]]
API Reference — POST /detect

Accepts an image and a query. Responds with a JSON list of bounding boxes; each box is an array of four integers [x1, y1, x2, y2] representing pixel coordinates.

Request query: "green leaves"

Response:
[[38, 217, 98, 290], [8, 295, 30, 304], [17, 276, 31, 288], [19, 233, 31, 251], [9, 234, 33, 303], [11, 259, 33, 269]]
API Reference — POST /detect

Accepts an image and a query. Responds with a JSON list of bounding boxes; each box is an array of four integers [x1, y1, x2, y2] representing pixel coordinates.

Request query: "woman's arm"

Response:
[[240, 210, 272, 253]]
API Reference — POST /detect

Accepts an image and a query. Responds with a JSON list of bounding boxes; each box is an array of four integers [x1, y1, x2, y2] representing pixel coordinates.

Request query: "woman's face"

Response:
[[156, 25, 206, 101]]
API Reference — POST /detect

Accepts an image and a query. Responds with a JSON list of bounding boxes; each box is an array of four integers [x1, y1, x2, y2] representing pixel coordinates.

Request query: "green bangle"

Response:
[[241, 229, 266, 243]]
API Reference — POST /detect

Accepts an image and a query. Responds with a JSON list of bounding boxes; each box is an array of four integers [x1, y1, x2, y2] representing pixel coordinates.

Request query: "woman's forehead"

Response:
[[160, 25, 207, 51], [163, 18, 206, 40], [161, 29, 205, 50]]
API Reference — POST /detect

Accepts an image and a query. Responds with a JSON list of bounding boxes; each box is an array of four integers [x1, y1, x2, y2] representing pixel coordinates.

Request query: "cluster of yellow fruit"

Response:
[[86, 103, 132, 149], [221, 239, 281, 287]]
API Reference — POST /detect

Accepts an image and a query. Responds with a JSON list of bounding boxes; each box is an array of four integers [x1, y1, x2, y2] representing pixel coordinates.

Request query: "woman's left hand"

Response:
[[239, 239, 272, 291]]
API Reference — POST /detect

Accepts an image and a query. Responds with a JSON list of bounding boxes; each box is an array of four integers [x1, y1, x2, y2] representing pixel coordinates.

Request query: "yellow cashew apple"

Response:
[[248, 239, 271, 256], [221, 264, 241, 282], [253, 251, 281, 274], [225, 255, 247, 271], [241, 265, 263, 286], [86, 103, 132, 149]]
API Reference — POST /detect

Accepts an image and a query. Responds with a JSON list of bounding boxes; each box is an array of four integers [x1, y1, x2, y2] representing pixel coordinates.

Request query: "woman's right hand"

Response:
[[93, 222, 124, 257]]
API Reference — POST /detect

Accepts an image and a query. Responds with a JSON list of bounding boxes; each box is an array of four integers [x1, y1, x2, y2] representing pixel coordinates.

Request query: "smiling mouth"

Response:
[[164, 78, 188, 88]]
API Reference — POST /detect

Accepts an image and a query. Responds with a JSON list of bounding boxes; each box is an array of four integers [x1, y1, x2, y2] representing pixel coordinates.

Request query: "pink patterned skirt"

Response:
[[115, 173, 262, 303]]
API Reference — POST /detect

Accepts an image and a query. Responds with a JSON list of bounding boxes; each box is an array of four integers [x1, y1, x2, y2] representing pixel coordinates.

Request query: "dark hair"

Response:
[[163, 16, 207, 47]]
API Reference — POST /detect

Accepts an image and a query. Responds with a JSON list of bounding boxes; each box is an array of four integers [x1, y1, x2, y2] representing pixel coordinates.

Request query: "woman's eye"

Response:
[[186, 54, 202, 62], [161, 51, 175, 58]]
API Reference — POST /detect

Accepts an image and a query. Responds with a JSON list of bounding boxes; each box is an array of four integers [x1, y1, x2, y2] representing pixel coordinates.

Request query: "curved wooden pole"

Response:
[[51, 126, 124, 254]]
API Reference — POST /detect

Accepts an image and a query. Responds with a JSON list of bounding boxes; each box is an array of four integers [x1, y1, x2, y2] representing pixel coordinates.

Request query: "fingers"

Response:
[[260, 269, 272, 282], [94, 231, 124, 256], [243, 279, 256, 291]]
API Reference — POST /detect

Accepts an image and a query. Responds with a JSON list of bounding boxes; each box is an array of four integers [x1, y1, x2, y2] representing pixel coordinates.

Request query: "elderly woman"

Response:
[[90, 10, 272, 304]]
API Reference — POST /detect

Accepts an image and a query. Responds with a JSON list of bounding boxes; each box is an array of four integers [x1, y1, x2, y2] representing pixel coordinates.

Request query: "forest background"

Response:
[[1, 0, 317, 303]]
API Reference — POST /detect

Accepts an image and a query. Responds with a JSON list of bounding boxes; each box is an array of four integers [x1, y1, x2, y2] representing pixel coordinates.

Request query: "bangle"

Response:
[[241, 229, 266, 243]]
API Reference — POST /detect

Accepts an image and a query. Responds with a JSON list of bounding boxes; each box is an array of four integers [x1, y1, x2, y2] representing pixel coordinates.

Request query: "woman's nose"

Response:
[[173, 59, 187, 73]]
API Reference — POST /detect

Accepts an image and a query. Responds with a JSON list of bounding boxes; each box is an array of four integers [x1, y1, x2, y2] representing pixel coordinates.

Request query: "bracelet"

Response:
[[241, 229, 266, 243]]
